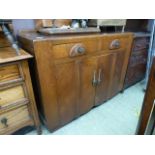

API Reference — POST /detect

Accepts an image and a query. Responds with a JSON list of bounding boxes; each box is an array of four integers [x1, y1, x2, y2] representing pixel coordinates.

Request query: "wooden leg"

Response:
[[36, 125, 42, 135], [120, 90, 124, 93]]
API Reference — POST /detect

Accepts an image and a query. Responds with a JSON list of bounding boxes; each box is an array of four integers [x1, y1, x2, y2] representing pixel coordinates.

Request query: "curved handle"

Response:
[[136, 44, 142, 48], [70, 44, 86, 57], [110, 39, 120, 49], [98, 69, 102, 84], [92, 70, 98, 87], [1, 117, 8, 127]]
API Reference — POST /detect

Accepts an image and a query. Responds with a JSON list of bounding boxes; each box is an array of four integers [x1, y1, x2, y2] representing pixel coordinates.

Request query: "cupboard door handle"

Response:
[[1, 117, 8, 127], [92, 70, 98, 87], [98, 69, 102, 84]]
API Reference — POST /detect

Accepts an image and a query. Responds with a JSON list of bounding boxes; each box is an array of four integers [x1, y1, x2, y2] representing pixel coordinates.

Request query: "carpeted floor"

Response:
[[27, 82, 145, 135]]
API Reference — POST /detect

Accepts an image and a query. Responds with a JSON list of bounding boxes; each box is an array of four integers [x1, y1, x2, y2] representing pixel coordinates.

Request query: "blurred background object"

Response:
[[53, 19, 72, 27], [35, 19, 53, 29], [12, 19, 35, 36], [0, 19, 20, 55]]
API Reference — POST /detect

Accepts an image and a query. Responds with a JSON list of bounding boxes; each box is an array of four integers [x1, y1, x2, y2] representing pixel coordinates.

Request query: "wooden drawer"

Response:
[[0, 105, 31, 134], [0, 63, 23, 84], [133, 37, 149, 51], [0, 84, 27, 109], [129, 49, 148, 67], [52, 40, 101, 59], [102, 36, 129, 50], [125, 63, 146, 87]]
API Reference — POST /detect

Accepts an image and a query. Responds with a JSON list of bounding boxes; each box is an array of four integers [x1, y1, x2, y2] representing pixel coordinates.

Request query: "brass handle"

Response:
[[1, 117, 8, 127], [98, 69, 102, 84], [92, 70, 98, 87]]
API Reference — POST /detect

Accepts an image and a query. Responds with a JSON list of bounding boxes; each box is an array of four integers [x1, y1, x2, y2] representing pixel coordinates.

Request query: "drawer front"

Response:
[[0, 105, 31, 134], [102, 36, 129, 50], [125, 63, 146, 87], [133, 37, 149, 51], [0, 63, 22, 84], [0, 85, 26, 109], [129, 49, 148, 67], [52, 40, 101, 59]]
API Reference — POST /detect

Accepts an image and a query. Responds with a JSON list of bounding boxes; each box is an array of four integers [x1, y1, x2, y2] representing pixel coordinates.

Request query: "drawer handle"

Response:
[[136, 44, 142, 48], [70, 44, 86, 57], [77, 47, 85, 54], [0, 98, 2, 109], [1, 117, 8, 127], [110, 39, 120, 49]]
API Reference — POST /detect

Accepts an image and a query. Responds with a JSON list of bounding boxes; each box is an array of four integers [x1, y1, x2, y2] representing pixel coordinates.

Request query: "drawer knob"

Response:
[[77, 47, 85, 54], [70, 44, 86, 57], [110, 39, 120, 49], [1, 117, 8, 127]]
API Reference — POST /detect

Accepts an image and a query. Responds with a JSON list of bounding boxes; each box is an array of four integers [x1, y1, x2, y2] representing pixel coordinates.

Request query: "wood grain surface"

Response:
[[18, 31, 133, 131]]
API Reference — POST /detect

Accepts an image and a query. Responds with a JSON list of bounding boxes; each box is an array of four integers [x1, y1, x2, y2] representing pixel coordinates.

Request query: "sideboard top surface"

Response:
[[18, 31, 134, 43]]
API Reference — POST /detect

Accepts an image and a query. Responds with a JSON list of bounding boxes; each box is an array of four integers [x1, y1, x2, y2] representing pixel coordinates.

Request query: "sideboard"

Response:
[[18, 32, 133, 132]]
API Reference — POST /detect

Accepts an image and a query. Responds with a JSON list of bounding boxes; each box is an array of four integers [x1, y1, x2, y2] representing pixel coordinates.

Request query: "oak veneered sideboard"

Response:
[[18, 31, 133, 132]]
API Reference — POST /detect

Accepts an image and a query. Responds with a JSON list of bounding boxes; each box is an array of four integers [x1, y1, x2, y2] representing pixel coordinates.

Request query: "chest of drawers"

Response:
[[124, 33, 150, 89], [18, 32, 133, 132], [0, 47, 41, 134]]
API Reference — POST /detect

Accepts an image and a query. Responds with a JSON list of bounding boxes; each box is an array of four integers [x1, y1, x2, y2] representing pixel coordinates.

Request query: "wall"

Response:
[[12, 19, 35, 36]]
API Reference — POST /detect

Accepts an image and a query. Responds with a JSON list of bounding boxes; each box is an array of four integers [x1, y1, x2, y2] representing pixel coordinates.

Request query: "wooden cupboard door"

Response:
[[95, 53, 117, 106], [78, 57, 97, 115], [110, 50, 126, 97], [54, 61, 78, 126]]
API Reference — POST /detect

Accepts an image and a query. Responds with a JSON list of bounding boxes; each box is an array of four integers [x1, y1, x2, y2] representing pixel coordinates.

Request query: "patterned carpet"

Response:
[[27, 82, 145, 135]]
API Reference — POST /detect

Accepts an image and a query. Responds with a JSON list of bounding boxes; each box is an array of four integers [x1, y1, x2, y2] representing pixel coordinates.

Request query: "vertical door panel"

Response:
[[79, 57, 97, 115], [95, 53, 117, 105], [109, 50, 125, 97], [55, 61, 78, 126]]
